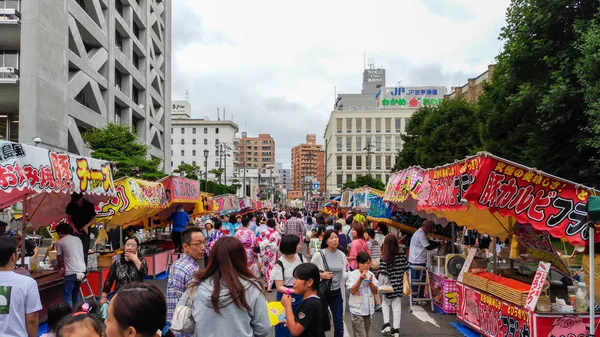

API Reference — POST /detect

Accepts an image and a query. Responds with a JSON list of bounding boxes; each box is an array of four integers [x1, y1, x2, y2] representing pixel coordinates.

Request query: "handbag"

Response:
[[171, 286, 196, 334], [403, 271, 412, 296], [318, 251, 333, 297]]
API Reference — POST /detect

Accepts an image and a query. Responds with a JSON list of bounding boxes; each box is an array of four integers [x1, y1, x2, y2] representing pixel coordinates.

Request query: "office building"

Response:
[[446, 65, 495, 103], [234, 132, 275, 170], [0, 0, 172, 170], [236, 166, 279, 200], [170, 100, 238, 182], [324, 67, 446, 196], [275, 163, 291, 191], [291, 134, 325, 196]]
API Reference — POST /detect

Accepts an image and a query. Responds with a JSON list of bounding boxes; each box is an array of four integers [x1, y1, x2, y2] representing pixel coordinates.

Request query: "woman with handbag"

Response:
[[310, 230, 347, 337], [175, 237, 270, 337], [378, 234, 409, 337]]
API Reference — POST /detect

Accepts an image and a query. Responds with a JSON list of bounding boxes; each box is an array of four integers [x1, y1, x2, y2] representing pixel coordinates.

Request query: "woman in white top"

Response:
[[310, 230, 348, 337], [271, 235, 304, 337]]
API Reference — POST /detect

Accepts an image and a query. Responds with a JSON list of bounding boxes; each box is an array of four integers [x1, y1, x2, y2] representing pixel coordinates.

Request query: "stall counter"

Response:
[[144, 249, 175, 278], [31, 270, 63, 322]]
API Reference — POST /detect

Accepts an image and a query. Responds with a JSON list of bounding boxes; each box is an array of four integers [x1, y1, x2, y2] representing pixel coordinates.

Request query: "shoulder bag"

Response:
[[171, 286, 196, 334], [318, 250, 333, 298]]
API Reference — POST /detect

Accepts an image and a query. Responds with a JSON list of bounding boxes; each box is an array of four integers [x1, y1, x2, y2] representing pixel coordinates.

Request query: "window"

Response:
[[114, 105, 122, 124], [385, 136, 392, 151], [192, 139, 196, 145], [171, 128, 173, 133], [395, 118, 401, 132], [170, 139, 173, 145], [403, 118, 410, 133], [356, 156, 362, 170], [395, 137, 402, 151], [181, 150, 185, 156], [216, 139, 220, 146], [170, 150, 173, 156], [133, 22, 140, 40], [375, 118, 381, 133], [192, 161, 196, 166], [337, 174, 343, 188], [192, 128, 196, 134], [132, 86, 139, 104], [336, 118, 342, 133], [365, 118, 371, 133], [347, 174, 352, 182], [346, 118, 352, 133], [356, 118, 362, 133], [215, 161, 219, 167], [114, 69, 122, 90], [115, 0, 123, 16], [356, 137, 362, 151], [375, 156, 382, 170], [336, 137, 342, 152], [346, 137, 352, 151], [181, 139, 184, 145], [192, 150, 196, 156], [204, 128, 208, 134], [181, 128, 185, 134], [215, 128, 219, 134], [386, 156, 392, 170], [133, 52, 140, 69], [336, 156, 342, 170], [346, 156, 352, 170], [385, 118, 391, 133], [375, 136, 381, 151], [216, 149, 219, 156], [115, 30, 123, 50], [204, 139, 208, 145]]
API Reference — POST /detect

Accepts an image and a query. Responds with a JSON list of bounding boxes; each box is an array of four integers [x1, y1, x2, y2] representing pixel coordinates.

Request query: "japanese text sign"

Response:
[[384, 168, 423, 203], [162, 176, 200, 204], [376, 86, 446, 109], [524, 262, 550, 312], [513, 223, 570, 276], [214, 194, 240, 213]]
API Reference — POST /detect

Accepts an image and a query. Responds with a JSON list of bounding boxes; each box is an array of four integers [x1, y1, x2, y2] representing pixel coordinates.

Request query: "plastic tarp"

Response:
[[0, 140, 115, 229]]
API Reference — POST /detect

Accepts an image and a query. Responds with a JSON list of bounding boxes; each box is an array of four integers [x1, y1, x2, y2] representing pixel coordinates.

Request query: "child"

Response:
[[309, 225, 325, 256], [281, 263, 331, 337], [40, 303, 72, 337], [346, 252, 379, 337], [379, 234, 409, 337], [56, 309, 104, 337]]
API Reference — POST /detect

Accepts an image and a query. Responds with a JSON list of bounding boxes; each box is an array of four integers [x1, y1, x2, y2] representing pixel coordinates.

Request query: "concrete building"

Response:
[[446, 65, 495, 103], [234, 132, 275, 170], [334, 67, 385, 110], [0, 0, 172, 170], [324, 67, 446, 196], [275, 163, 291, 191], [235, 166, 279, 201], [170, 100, 238, 182], [291, 134, 325, 196]]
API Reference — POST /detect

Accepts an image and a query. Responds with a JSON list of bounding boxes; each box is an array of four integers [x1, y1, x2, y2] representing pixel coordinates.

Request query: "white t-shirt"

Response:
[[271, 255, 303, 287], [345, 269, 379, 316], [56, 235, 86, 275], [408, 228, 430, 264], [0, 271, 42, 336]]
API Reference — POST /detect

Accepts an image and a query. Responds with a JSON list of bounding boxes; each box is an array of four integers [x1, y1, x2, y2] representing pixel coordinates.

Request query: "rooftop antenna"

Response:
[[363, 51, 366, 70], [217, 107, 220, 121], [368, 58, 375, 69], [334, 86, 337, 100], [223, 108, 226, 120]]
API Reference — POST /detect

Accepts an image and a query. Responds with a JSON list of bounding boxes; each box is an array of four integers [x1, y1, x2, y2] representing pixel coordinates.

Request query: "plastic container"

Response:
[[575, 282, 588, 313]]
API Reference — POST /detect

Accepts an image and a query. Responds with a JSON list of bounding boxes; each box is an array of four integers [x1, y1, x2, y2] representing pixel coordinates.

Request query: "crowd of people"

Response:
[[0, 206, 430, 337]]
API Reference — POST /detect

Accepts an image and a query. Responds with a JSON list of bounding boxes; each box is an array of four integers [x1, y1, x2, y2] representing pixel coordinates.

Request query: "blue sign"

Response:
[[312, 182, 320, 190], [388, 87, 438, 96]]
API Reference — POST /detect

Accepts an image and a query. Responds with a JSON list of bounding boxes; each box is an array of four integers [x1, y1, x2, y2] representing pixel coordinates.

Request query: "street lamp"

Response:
[[203, 149, 209, 192]]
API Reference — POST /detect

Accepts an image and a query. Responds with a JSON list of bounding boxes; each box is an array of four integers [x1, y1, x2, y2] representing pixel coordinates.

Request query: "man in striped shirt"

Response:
[[283, 210, 305, 240], [167, 227, 205, 337]]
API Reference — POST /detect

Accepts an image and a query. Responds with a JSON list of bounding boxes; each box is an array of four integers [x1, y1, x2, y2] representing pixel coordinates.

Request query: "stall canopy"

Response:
[[96, 177, 168, 229], [155, 176, 202, 221], [213, 194, 240, 214], [411, 152, 599, 246], [0, 140, 115, 229], [340, 189, 354, 209]]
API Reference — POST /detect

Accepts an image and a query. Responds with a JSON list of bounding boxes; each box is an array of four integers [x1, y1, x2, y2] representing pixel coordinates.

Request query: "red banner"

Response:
[[162, 176, 200, 204], [463, 156, 598, 246]]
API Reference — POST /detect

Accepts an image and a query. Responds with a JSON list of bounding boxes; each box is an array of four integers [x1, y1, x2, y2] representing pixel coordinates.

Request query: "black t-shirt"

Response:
[[65, 200, 96, 230], [294, 296, 326, 337]]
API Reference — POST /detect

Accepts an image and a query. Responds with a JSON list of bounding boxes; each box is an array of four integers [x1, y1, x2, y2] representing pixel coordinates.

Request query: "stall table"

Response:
[[31, 270, 63, 322]]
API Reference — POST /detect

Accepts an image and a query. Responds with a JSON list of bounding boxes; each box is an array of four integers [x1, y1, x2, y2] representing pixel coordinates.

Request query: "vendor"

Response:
[[167, 206, 191, 252], [14, 234, 37, 258], [100, 236, 148, 304], [65, 193, 96, 269], [408, 221, 439, 297]]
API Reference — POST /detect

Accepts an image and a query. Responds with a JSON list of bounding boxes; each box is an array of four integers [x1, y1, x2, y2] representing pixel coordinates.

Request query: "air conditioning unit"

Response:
[[445, 254, 466, 279]]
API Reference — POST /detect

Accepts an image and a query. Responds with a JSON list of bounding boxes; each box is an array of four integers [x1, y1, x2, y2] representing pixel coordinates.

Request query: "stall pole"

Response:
[[451, 223, 456, 254], [20, 195, 27, 265], [589, 222, 595, 337]]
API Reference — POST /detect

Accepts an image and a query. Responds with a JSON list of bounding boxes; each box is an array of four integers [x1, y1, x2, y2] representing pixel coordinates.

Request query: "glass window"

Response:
[[336, 118, 342, 133], [403, 118, 409, 133], [356, 137, 362, 151], [192, 161, 196, 166], [375, 118, 381, 133], [192, 150, 196, 156], [336, 137, 342, 151], [336, 156, 342, 169], [375, 136, 381, 151], [181, 150, 185, 156], [170, 139, 173, 145], [346, 118, 352, 133], [181, 128, 184, 134], [375, 156, 382, 170], [385, 118, 391, 132], [192, 128, 196, 134], [336, 174, 343, 188], [346, 156, 352, 170], [215, 160, 219, 167], [365, 118, 371, 133], [356, 118, 362, 133], [192, 139, 196, 145], [395, 118, 401, 132], [346, 174, 352, 182], [385, 156, 392, 170], [356, 156, 362, 170], [395, 136, 402, 151], [181, 139, 184, 145], [204, 128, 208, 134], [385, 136, 392, 151], [346, 137, 352, 151], [216, 128, 219, 134]]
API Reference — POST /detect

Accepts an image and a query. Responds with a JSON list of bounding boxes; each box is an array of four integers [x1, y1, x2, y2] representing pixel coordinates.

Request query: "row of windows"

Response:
[[335, 117, 409, 134], [171, 160, 228, 169], [335, 155, 394, 171], [335, 136, 402, 152], [336, 174, 390, 188], [171, 139, 211, 145], [171, 127, 219, 135]]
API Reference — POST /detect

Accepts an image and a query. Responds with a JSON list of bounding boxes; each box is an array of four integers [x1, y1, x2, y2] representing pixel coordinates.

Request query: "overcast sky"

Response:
[[170, 0, 512, 169]]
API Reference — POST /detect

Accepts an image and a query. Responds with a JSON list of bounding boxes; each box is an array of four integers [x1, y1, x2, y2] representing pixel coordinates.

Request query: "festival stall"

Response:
[[340, 189, 354, 209], [412, 152, 600, 337], [0, 140, 115, 320]]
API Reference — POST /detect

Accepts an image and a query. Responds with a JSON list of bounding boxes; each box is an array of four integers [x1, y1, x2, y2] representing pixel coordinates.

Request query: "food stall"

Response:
[[411, 152, 600, 337], [213, 194, 240, 216], [96, 177, 169, 279], [0, 140, 115, 319]]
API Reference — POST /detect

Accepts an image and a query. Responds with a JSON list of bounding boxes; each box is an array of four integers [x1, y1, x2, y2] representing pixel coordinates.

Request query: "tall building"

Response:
[[234, 132, 275, 170], [324, 67, 446, 196], [0, 0, 172, 170], [275, 163, 291, 191], [170, 100, 238, 182], [291, 134, 325, 195]]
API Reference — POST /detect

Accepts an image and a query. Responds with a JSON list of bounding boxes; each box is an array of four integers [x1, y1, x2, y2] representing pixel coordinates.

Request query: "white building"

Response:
[[235, 167, 279, 200], [275, 163, 291, 191], [170, 100, 238, 182], [324, 68, 446, 196]]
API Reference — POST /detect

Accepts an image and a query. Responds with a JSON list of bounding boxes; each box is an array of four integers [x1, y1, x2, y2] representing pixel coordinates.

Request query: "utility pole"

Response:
[[243, 161, 246, 197], [364, 142, 374, 176], [217, 143, 223, 184]]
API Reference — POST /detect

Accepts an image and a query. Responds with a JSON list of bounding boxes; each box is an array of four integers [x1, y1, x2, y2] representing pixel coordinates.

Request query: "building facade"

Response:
[[170, 100, 238, 182], [446, 65, 495, 103], [0, 0, 172, 169], [235, 167, 279, 200], [234, 132, 275, 171], [291, 134, 325, 196], [275, 163, 291, 191], [324, 67, 446, 196]]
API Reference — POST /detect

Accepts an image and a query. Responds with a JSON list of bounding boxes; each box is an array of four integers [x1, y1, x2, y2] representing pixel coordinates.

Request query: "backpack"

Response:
[[274, 254, 304, 285]]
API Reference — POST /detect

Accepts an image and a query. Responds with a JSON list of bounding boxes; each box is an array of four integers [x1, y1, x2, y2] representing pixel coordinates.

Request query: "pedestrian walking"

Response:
[[166, 227, 205, 337], [309, 225, 326, 257], [259, 218, 281, 292], [364, 228, 382, 311], [54, 222, 86, 308], [347, 252, 379, 337], [105, 283, 174, 337], [168, 206, 191, 252], [235, 216, 260, 277], [100, 236, 148, 305], [281, 263, 330, 337], [348, 224, 370, 271], [379, 234, 409, 337], [179, 237, 270, 337], [311, 230, 347, 337], [283, 210, 304, 241], [272, 235, 305, 337], [205, 220, 225, 258]]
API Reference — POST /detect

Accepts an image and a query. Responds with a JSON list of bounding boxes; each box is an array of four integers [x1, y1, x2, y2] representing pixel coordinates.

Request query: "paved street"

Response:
[[146, 278, 462, 337]]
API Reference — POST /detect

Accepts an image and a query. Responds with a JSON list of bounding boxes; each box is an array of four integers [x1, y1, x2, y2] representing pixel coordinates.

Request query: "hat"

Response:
[[204, 219, 214, 225]]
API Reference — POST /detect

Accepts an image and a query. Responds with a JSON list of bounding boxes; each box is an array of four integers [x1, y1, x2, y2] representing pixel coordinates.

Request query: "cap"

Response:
[[204, 219, 214, 225]]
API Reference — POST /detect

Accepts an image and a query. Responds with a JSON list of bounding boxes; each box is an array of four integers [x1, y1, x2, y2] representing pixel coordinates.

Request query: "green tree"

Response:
[[82, 124, 166, 180], [343, 175, 386, 191], [173, 163, 202, 181], [478, 0, 600, 186], [393, 98, 481, 171], [209, 168, 224, 183]]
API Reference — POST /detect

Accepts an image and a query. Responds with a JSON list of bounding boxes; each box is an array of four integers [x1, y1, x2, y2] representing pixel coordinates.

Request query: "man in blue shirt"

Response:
[[168, 206, 191, 252]]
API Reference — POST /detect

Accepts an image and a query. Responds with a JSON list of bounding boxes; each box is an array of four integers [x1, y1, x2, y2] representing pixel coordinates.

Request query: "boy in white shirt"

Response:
[[54, 222, 86, 307], [346, 252, 379, 337]]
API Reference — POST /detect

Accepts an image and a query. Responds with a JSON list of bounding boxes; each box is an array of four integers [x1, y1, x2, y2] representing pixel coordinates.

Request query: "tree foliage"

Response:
[[173, 163, 201, 181], [82, 124, 166, 181], [199, 180, 237, 195], [478, 0, 600, 186], [394, 98, 480, 171], [343, 175, 386, 191]]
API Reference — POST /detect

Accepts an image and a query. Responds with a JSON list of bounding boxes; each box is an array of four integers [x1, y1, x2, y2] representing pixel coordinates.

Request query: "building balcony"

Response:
[[0, 1, 21, 50], [0, 66, 18, 83]]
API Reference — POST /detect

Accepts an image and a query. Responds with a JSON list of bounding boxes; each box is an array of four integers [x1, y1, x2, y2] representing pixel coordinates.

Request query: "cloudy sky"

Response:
[[171, 0, 512, 168]]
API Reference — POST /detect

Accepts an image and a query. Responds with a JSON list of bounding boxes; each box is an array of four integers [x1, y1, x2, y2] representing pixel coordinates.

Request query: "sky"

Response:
[[170, 0, 512, 169]]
